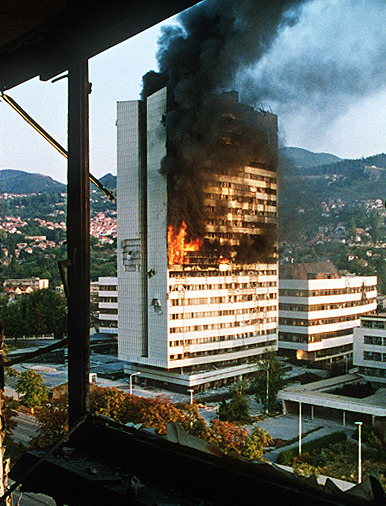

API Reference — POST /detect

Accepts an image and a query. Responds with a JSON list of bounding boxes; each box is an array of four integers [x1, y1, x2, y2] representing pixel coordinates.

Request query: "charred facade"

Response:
[[117, 88, 278, 390]]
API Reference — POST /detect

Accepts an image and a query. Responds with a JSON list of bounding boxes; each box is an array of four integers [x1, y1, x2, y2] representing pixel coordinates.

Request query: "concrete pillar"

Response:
[[343, 411, 346, 426], [311, 405, 314, 420]]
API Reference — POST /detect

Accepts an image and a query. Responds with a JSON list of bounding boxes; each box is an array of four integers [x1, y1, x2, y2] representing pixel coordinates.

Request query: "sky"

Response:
[[0, 0, 385, 184]]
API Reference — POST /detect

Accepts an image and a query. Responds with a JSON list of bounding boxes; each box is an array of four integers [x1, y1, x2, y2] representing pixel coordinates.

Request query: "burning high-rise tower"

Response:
[[117, 87, 278, 390]]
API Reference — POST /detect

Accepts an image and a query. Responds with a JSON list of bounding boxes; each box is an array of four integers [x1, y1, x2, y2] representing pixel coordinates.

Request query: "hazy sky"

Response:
[[0, 0, 385, 184]]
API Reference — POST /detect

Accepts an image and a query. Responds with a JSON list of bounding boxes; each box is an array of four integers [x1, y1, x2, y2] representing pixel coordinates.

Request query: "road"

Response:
[[12, 411, 39, 445]]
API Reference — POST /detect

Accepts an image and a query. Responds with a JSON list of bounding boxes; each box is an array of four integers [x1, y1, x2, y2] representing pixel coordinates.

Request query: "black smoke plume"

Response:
[[142, 0, 306, 250]]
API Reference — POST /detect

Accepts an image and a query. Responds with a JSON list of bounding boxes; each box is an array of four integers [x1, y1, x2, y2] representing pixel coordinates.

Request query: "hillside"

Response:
[[99, 173, 117, 191], [279, 147, 342, 170], [1, 169, 66, 194], [279, 151, 386, 242], [0, 169, 118, 195]]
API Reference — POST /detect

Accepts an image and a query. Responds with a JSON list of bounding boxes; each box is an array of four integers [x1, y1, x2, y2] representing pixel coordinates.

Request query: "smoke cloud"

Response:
[[238, 0, 386, 147], [142, 0, 306, 241]]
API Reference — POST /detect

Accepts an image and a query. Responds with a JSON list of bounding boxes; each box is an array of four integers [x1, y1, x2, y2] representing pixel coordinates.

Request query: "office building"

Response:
[[117, 88, 278, 390], [98, 276, 118, 335], [353, 313, 386, 387], [279, 262, 377, 363]]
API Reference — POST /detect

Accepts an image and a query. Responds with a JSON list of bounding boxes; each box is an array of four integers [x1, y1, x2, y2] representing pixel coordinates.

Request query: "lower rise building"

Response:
[[279, 262, 377, 363], [98, 277, 118, 336], [353, 313, 386, 387]]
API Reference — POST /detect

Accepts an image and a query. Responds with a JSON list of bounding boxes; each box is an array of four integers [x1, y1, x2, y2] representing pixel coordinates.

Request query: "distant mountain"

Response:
[[99, 173, 116, 191], [280, 147, 342, 169], [0, 169, 119, 196], [307, 153, 386, 177], [0, 169, 65, 194]]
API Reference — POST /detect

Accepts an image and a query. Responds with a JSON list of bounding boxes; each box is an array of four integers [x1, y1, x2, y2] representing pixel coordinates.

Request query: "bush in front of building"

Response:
[[276, 431, 347, 465]]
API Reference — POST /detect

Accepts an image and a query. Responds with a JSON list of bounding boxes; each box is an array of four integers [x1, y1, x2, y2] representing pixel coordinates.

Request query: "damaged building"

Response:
[[117, 88, 278, 390]]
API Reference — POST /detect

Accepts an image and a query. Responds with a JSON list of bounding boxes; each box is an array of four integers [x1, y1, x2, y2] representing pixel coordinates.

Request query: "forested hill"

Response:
[[281, 152, 386, 178], [279, 147, 342, 169], [0, 169, 117, 195], [0, 169, 66, 193], [309, 153, 386, 177], [279, 151, 386, 243]]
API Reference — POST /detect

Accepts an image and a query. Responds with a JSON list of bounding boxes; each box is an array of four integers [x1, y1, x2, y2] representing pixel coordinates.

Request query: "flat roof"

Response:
[[278, 374, 386, 418]]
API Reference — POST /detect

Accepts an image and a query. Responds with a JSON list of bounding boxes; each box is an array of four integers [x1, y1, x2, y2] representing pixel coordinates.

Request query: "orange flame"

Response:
[[218, 255, 229, 264], [168, 221, 202, 265]]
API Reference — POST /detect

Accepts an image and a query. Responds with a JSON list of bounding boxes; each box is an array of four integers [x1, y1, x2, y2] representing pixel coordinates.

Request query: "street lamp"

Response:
[[129, 372, 141, 396], [258, 361, 269, 415], [355, 421, 363, 483], [299, 401, 302, 456], [187, 388, 194, 405]]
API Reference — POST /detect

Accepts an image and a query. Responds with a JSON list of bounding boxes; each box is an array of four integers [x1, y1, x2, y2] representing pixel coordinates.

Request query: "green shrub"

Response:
[[276, 431, 347, 465]]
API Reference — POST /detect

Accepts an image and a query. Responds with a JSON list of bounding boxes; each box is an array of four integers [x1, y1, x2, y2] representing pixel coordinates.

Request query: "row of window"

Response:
[[99, 308, 118, 315], [205, 231, 277, 241], [171, 293, 276, 306], [279, 314, 361, 327], [169, 280, 276, 292], [169, 270, 277, 278], [359, 366, 386, 378], [315, 344, 352, 358], [98, 320, 118, 328], [279, 286, 376, 297], [99, 297, 118, 303], [279, 327, 353, 344], [362, 320, 386, 329], [170, 329, 275, 347], [216, 207, 275, 218], [170, 306, 277, 320], [204, 193, 275, 207], [364, 351, 386, 362], [169, 339, 277, 361], [363, 335, 386, 346], [98, 285, 117, 292], [169, 316, 277, 334], [204, 166, 276, 181], [279, 300, 373, 312], [207, 219, 276, 229], [215, 181, 277, 195], [204, 192, 277, 207]]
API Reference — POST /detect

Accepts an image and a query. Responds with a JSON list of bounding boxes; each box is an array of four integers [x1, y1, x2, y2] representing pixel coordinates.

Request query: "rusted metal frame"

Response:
[[5, 338, 68, 367], [67, 60, 90, 428]]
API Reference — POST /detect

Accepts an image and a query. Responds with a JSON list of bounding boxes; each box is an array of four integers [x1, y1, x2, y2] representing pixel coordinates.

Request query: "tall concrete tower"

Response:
[[117, 88, 279, 391]]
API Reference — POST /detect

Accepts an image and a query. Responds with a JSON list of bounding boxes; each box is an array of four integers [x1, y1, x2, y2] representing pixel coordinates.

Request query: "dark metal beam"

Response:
[[0, 1, 200, 91], [67, 60, 90, 428]]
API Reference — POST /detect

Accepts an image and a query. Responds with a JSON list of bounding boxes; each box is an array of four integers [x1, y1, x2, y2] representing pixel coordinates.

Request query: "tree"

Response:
[[251, 353, 285, 413], [88, 386, 274, 460], [208, 420, 249, 455], [327, 358, 350, 377], [3, 395, 19, 446], [31, 399, 68, 448], [218, 380, 250, 422], [23, 289, 67, 337], [242, 427, 272, 460], [16, 370, 48, 412]]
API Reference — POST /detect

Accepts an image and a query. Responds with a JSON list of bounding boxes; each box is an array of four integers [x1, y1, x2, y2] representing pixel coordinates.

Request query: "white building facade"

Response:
[[117, 88, 279, 390], [353, 314, 386, 387], [279, 264, 377, 363]]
